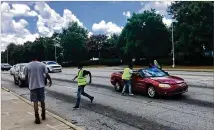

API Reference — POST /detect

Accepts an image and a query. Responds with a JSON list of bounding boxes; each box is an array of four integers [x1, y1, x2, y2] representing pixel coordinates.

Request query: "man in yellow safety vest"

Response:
[[122, 64, 134, 96], [72, 64, 94, 109], [154, 60, 161, 69]]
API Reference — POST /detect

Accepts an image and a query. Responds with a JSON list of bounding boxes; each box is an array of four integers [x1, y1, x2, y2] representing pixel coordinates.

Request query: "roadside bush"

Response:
[[100, 59, 121, 66]]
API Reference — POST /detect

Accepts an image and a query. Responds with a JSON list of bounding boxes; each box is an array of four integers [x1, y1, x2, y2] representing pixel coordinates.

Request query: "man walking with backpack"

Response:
[[72, 64, 94, 109]]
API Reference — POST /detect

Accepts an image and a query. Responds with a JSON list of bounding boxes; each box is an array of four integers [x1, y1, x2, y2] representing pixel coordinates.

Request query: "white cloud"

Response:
[[139, 1, 173, 27], [1, 33, 39, 51], [162, 17, 172, 27], [34, 2, 84, 37], [1, 2, 39, 51], [88, 32, 93, 38], [139, 1, 172, 17], [63, 9, 84, 28], [123, 11, 131, 18], [92, 20, 123, 35], [10, 4, 38, 17], [1, 2, 85, 51]]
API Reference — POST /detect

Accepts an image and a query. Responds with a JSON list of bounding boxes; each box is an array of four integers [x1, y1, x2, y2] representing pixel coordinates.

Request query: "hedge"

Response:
[[61, 58, 122, 67]]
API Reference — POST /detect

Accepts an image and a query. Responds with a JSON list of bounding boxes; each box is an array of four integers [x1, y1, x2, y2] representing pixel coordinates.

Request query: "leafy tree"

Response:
[[105, 34, 119, 59], [6, 43, 17, 64], [168, 1, 213, 57], [117, 9, 171, 62], [85, 34, 108, 60], [59, 22, 88, 63]]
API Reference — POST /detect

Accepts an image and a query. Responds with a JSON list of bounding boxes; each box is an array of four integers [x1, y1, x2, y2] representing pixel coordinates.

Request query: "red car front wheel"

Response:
[[114, 82, 122, 92], [147, 86, 157, 98]]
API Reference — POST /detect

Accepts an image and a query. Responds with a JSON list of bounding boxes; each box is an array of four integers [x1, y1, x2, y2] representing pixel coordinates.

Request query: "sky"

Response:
[[1, 1, 173, 51]]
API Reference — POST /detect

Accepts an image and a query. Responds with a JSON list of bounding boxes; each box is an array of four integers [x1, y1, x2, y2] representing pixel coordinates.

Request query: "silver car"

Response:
[[13, 63, 48, 87], [13, 63, 28, 87], [1, 63, 12, 71]]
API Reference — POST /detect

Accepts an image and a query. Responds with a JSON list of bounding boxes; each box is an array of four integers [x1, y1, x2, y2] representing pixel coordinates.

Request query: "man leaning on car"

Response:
[[121, 63, 134, 96]]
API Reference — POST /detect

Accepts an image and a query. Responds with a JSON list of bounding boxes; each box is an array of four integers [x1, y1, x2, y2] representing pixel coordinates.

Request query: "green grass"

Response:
[[135, 65, 213, 69]]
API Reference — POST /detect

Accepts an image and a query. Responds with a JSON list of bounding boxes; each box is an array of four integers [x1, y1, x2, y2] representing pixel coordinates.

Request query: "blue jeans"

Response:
[[122, 80, 132, 94], [75, 85, 93, 107]]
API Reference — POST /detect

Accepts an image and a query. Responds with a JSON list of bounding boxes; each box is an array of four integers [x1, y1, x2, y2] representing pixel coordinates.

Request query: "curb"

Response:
[[1, 87, 83, 130], [164, 69, 214, 72]]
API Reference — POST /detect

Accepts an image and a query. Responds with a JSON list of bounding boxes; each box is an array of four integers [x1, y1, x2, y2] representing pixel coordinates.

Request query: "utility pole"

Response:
[[98, 50, 100, 65], [172, 22, 175, 68], [54, 35, 60, 63], [7, 49, 8, 63], [55, 45, 57, 62]]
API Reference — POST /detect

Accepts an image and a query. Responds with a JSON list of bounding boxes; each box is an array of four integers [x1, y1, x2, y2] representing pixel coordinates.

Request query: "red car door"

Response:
[[132, 74, 147, 93]]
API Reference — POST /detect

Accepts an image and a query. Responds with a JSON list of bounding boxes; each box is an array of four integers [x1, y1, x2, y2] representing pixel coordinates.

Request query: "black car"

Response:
[[1, 63, 12, 71], [13, 63, 47, 87]]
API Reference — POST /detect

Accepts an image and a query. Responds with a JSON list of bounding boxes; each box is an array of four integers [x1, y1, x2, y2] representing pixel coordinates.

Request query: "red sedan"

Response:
[[110, 68, 188, 98]]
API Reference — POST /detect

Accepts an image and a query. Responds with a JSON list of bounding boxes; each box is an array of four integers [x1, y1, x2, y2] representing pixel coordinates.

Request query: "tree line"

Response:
[[1, 2, 213, 66]]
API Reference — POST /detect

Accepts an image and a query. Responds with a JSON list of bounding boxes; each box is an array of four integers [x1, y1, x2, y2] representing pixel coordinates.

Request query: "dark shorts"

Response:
[[30, 87, 45, 102]]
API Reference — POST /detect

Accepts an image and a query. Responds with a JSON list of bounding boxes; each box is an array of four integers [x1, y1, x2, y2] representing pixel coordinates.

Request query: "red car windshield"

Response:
[[140, 68, 168, 77]]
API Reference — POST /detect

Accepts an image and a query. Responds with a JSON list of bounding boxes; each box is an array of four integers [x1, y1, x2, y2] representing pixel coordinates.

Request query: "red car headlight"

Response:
[[159, 84, 171, 88]]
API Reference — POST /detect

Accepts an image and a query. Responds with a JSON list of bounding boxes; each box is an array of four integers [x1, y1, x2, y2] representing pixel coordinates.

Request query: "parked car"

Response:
[[1, 63, 12, 71], [42, 61, 62, 73], [110, 68, 188, 98], [13, 63, 47, 87], [10, 65, 17, 75]]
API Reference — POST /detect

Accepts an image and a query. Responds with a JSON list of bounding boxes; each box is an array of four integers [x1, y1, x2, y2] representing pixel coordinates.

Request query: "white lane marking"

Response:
[[27, 112, 34, 116], [46, 124, 58, 130]]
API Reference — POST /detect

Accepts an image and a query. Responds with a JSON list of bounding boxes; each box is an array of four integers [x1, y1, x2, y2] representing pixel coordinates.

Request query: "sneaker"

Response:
[[35, 114, 41, 124], [121, 93, 125, 96], [73, 106, 79, 109], [35, 119, 41, 124], [91, 97, 94, 103], [129, 93, 134, 96]]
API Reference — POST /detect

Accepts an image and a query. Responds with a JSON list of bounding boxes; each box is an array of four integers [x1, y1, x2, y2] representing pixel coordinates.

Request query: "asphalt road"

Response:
[[1, 68, 214, 130]]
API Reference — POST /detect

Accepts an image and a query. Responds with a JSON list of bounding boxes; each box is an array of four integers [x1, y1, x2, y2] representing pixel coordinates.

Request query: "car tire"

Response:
[[147, 86, 157, 98], [114, 81, 122, 92], [18, 79, 24, 88], [14, 76, 18, 85]]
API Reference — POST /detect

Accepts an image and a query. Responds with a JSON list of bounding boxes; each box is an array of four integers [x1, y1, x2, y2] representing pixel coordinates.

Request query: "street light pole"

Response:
[[55, 45, 57, 62], [7, 49, 8, 63], [172, 22, 175, 68]]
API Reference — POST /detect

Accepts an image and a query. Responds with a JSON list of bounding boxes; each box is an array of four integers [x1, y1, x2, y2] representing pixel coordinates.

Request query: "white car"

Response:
[[42, 61, 62, 73]]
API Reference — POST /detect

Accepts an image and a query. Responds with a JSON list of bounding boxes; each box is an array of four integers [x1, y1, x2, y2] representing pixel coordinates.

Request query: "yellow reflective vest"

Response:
[[77, 69, 87, 86], [154, 60, 160, 68], [122, 68, 132, 80]]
